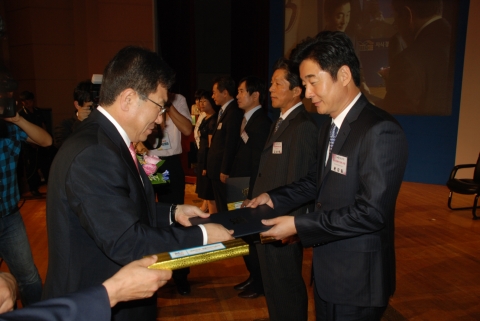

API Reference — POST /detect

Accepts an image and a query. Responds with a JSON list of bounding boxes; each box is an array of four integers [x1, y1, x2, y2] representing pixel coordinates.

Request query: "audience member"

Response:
[[53, 80, 93, 149], [18, 91, 51, 196], [1, 110, 51, 307], [207, 76, 243, 212], [252, 58, 319, 320], [249, 30, 408, 321], [0, 256, 172, 321], [43, 46, 233, 321], [195, 90, 219, 215]]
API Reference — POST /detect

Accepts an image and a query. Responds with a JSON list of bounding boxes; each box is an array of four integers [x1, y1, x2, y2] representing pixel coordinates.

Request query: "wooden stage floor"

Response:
[[3, 182, 480, 320]]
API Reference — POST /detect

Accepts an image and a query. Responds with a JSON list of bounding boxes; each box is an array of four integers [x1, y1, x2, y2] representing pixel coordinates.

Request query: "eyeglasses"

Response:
[[140, 95, 167, 116]]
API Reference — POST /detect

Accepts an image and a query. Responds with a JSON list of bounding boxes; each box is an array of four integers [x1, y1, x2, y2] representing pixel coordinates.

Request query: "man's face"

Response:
[[129, 84, 167, 143], [236, 81, 256, 111], [269, 69, 295, 109], [212, 83, 227, 106], [300, 58, 347, 118], [327, 3, 351, 32], [79, 101, 94, 110]]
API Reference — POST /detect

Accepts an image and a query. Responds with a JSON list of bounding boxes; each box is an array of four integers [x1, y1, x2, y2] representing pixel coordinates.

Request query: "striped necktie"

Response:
[[128, 142, 139, 172], [218, 108, 224, 123], [240, 117, 247, 133], [274, 118, 283, 133], [329, 123, 338, 156]]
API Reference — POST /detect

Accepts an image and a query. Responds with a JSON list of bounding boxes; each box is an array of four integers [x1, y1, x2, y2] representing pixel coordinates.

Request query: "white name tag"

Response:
[[217, 123, 223, 130], [169, 243, 226, 259], [331, 154, 347, 175], [272, 142, 282, 154], [241, 131, 249, 143]]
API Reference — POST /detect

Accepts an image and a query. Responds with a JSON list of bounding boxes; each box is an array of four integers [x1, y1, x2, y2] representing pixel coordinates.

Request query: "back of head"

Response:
[[290, 30, 361, 87], [74, 80, 93, 106], [19, 90, 34, 101], [99, 46, 176, 106], [272, 57, 305, 99], [392, 0, 443, 19], [212, 76, 236, 98], [238, 75, 266, 105]]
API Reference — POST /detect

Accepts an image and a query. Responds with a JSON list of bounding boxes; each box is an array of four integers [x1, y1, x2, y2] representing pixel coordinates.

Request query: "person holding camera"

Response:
[[0, 108, 52, 307], [53, 80, 94, 149]]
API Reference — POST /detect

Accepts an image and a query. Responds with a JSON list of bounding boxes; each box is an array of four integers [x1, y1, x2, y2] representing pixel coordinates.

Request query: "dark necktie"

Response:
[[240, 117, 247, 134], [218, 108, 224, 123], [274, 118, 283, 133], [329, 123, 338, 156]]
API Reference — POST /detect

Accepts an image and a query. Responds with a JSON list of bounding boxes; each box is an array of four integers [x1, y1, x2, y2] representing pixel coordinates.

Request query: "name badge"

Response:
[[241, 131, 249, 143], [156, 132, 171, 150], [217, 123, 223, 130], [331, 154, 347, 175], [272, 142, 282, 154]]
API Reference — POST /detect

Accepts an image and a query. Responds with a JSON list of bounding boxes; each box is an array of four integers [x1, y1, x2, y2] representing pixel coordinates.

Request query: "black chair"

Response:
[[447, 153, 480, 220]]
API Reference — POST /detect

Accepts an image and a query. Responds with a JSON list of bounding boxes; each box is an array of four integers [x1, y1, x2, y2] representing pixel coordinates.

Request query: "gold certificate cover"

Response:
[[148, 239, 249, 270]]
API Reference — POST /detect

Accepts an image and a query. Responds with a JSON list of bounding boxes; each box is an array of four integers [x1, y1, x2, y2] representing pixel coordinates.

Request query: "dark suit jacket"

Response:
[[43, 110, 203, 321], [382, 18, 452, 115], [252, 104, 318, 216], [230, 107, 272, 198], [269, 95, 408, 307], [207, 100, 243, 179], [0, 286, 110, 321]]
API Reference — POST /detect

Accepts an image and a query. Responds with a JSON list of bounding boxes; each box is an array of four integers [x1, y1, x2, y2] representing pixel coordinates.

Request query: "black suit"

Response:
[[0, 286, 110, 321], [44, 110, 204, 321], [269, 95, 408, 318], [253, 104, 319, 321], [230, 107, 272, 294], [207, 100, 243, 211]]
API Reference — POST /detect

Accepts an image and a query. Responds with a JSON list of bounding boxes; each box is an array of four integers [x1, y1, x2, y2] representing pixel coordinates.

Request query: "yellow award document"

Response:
[[147, 238, 249, 270]]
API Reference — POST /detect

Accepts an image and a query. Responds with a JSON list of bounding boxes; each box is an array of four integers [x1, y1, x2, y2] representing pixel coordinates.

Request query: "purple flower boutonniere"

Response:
[[136, 154, 169, 184]]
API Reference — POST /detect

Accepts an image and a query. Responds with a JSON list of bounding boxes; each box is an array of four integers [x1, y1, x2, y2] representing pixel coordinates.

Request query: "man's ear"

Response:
[[292, 86, 302, 98], [119, 88, 137, 111], [74, 101, 81, 110], [338, 65, 352, 86]]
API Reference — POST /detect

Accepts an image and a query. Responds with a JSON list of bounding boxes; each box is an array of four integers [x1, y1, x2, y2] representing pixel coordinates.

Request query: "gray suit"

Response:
[[252, 104, 319, 321]]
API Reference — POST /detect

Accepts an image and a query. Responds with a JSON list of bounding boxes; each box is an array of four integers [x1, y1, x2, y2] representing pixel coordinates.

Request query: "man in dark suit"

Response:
[[43, 46, 234, 321], [251, 58, 319, 320], [207, 76, 243, 212], [381, 0, 452, 115], [249, 31, 408, 320], [0, 256, 171, 321], [229, 76, 271, 299]]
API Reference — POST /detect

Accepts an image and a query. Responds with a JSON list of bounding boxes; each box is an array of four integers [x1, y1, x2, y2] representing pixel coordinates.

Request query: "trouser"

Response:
[[0, 210, 42, 306]]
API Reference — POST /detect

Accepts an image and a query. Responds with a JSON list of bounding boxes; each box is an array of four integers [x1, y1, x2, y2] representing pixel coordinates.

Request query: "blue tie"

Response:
[[274, 118, 283, 133], [329, 123, 338, 156]]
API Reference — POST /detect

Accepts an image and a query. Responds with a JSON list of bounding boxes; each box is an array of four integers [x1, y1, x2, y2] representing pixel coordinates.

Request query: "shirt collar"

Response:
[[221, 99, 234, 112], [332, 92, 361, 129], [244, 105, 262, 122], [280, 101, 302, 120], [97, 106, 131, 147]]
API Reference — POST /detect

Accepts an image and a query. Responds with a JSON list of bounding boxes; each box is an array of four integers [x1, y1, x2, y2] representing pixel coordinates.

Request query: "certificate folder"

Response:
[[148, 239, 249, 270], [226, 177, 250, 210], [189, 205, 279, 238]]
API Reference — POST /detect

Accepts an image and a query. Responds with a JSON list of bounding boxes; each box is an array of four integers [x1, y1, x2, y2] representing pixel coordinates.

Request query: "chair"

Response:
[[447, 152, 480, 220]]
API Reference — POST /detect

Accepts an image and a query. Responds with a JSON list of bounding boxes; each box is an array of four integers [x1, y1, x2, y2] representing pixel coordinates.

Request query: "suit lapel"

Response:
[[212, 100, 234, 137], [264, 105, 305, 150]]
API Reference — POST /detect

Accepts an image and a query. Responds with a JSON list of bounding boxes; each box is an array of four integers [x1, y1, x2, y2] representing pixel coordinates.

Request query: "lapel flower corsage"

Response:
[[136, 154, 169, 184]]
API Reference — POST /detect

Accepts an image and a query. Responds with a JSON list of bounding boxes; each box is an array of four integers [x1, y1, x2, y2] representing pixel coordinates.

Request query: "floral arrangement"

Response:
[[136, 154, 169, 184]]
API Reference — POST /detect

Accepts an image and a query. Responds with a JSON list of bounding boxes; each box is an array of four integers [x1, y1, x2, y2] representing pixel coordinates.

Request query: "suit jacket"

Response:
[[0, 286, 110, 321], [269, 95, 408, 307], [230, 108, 272, 199], [382, 18, 452, 115], [207, 100, 243, 179], [43, 110, 203, 321], [252, 104, 318, 216]]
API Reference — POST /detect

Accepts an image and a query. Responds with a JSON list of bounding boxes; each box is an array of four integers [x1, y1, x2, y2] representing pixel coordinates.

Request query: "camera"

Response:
[[0, 73, 18, 118], [90, 74, 103, 109]]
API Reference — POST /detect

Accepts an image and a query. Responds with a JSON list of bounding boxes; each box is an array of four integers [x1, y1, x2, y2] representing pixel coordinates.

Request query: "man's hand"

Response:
[[77, 106, 92, 121], [102, 255, 172, 308], [0, 272, 17, 313], [203, 223, 234, 243], [202, 170, 207, 176], [175, 204, 210, 226], [3, 112, 21, 123], [246, 193, 274, 209], [220, 173, 229, 183], [260, 216, 296, 241]]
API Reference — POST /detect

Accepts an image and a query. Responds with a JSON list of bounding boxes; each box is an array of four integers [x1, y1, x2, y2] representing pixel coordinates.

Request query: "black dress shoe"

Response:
[[175, 280, 191, 295], [238, 288, 263, 299], [233, 276, 254, 291]]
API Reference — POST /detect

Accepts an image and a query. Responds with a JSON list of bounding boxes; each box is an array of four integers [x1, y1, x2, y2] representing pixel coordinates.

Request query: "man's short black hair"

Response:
[[238, 76, 267, 106], [212, 76, 236, 98], [19, 91, 34, 101], [290, 30, 361, 87], [99, 46, 176, 106], [272, 57, 305, 99], [73, 80, 93, 106]]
